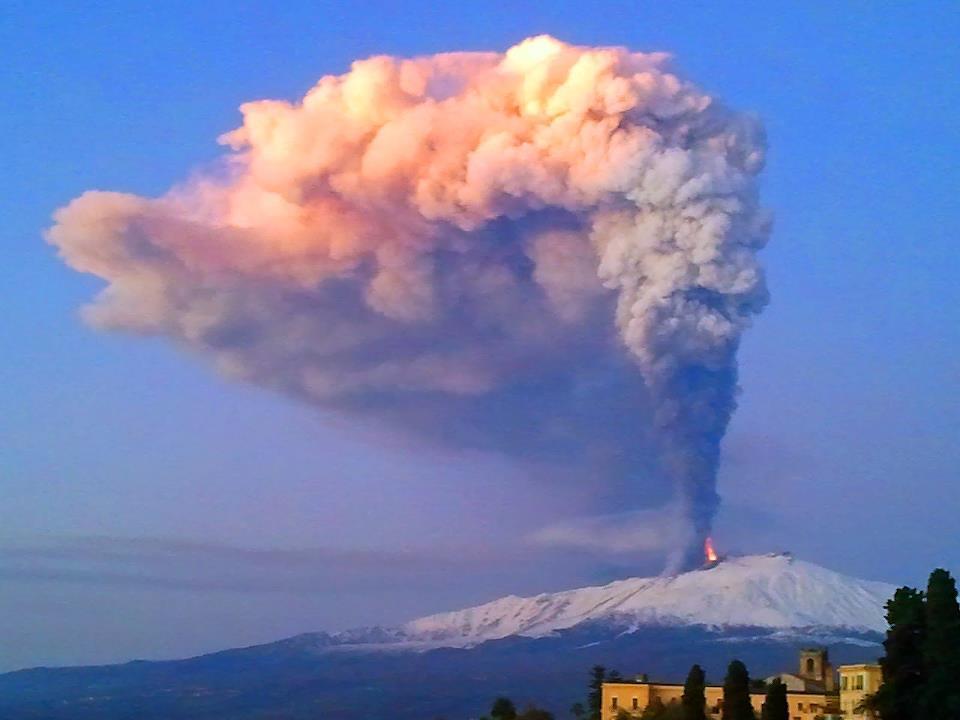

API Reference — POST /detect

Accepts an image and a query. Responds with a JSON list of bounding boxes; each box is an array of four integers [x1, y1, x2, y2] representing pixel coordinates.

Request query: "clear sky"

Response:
[[2, 1, 958, 672]]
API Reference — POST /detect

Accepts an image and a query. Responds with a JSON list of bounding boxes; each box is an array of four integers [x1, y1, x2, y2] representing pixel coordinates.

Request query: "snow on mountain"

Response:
[[0, 554, 893, 720], [333, 554, 894, 650]]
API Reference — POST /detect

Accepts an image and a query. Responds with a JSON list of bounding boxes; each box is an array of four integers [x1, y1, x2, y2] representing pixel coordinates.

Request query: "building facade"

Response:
[[838, 664, 882, 719], [601, 649, 880, 720], [798, 647, 836, 692], [601, 680, 831, 720], [764, 648, 838, 694]]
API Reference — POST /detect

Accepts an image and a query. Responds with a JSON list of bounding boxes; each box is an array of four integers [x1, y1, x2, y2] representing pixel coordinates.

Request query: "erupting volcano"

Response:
[[704, 537, 719, 565], [47, 35, 770, 572]]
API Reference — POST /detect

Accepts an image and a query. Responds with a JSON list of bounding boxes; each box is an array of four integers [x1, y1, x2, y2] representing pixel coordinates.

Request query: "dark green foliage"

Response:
[[640, 697, 666, 719], [517, 706, 554, 720], [485, 698, 549, 720], [921, 569, 960, 719], [872, 586, 926, 720], [661, 700, 685, 720], [681, 664, 707, 720], [570, 702, 585, 719], [640, 699, 684, 720], [491, 697, 518, 720], [872, 569, 960, 720], [588, 665, 608, 720], [721, 660, 755, 720], [760, 678, 787, 720]]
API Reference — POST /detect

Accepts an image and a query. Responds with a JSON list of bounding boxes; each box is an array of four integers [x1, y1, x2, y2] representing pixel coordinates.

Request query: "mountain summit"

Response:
[[0, 554, 894, 720], [304, 553, 895, 651]]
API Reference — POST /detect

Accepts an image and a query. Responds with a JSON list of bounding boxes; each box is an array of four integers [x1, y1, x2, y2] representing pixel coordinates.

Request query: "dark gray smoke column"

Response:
[[47, 36, 770, 571]]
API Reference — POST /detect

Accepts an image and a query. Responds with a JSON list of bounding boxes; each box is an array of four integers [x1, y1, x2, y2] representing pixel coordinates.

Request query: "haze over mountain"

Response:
[[0, 554, 893, 720]]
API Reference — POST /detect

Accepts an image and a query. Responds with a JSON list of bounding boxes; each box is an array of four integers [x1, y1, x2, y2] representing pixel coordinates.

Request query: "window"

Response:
[[632, 698, 639, 710], [841, 676, 849, 690], [856, 674, 864, 690], [798, 702, 804, 711], [611, 697, 618, 709], [806, 658, 815, 674]]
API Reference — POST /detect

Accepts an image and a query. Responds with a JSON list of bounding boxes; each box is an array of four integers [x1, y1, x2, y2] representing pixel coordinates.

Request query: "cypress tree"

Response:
[[722, 660, 755, 720], [681, 664, 707, 720], [760, 679, 787, 720], [921, 569, 960, 719], [588, 665, 607, 720], [873, 586, 926, 720]]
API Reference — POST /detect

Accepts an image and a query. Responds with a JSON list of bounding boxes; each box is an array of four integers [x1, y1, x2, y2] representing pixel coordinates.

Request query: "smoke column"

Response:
[[48, 37, 769, 571]]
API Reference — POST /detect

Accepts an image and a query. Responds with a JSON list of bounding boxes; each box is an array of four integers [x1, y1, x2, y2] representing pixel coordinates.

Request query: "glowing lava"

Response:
[[704, 537, 719, 564]]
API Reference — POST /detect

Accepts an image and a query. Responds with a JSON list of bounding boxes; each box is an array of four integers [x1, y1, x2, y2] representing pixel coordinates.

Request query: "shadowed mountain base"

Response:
[[0, 625, 881, 720]]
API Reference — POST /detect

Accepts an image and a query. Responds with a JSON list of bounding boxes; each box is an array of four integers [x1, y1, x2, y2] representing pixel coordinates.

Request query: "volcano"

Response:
[[0, 554, 894, 720], [280, 552, 893, 651]]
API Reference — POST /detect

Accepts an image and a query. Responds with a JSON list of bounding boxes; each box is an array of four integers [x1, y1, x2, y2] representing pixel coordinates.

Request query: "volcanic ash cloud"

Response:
[[48, 36, 770, 571]]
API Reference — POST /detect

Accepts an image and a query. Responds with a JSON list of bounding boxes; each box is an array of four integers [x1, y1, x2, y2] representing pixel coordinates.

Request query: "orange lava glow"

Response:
[[704, 537, 719, 563]]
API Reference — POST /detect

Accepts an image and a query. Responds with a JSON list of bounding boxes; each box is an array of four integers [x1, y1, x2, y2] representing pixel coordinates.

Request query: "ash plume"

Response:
[[48, 36, 769, 571]]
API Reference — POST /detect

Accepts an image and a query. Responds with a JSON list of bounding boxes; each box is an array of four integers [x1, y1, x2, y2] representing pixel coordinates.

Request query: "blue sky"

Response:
[[2, 1, 958, 671]]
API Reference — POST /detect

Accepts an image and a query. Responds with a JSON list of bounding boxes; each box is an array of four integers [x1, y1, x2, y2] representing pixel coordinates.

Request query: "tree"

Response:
[[681, 664, 707, 720], [517, 706, 554, 720], [872, 585, 926, 720], [588, 665, 607, 720], [491, 697, 518, 720], [640, 697, 666, 720], [722, 660, 755, 720], [660, 700, 685, 720], [921, 569, 960, 719], [760, 678, 787, 720], [570, 702, 586, 720]]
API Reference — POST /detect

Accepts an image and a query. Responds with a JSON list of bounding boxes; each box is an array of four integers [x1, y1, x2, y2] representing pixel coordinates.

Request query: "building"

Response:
[[799, 647, 837, 692], [765, 648, 837, 693], [601, 649, 879, 720], [601, 679, 832, 720], [838, 663, 882, 719], [765, 648, 836, 693]]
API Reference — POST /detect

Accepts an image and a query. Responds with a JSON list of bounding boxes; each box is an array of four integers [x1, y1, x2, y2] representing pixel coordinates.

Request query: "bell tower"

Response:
[[799, 647, 834, 690]]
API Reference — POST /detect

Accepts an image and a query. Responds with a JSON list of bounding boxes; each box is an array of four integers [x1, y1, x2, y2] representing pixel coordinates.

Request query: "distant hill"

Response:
[[0, 554, 892, 719]]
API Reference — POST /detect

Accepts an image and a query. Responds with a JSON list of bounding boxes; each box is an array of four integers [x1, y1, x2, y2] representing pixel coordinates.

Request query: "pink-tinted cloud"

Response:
[[48, 36, 769, 570]]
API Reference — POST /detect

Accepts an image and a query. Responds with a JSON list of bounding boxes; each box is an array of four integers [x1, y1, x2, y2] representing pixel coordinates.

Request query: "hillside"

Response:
[[0, 554, 893, 719]]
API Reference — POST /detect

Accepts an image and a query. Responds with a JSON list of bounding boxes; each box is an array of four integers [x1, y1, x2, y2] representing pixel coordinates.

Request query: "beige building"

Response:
[[601, 679, 831, 720], [837, 663, 882, 719], [602, 649, 880, 720], [765, 648, 837, 693]]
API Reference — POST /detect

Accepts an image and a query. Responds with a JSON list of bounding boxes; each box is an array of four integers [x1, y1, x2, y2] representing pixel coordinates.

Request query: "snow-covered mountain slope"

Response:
[[322, 554, 895, 650], [0, 554, 892, 720]]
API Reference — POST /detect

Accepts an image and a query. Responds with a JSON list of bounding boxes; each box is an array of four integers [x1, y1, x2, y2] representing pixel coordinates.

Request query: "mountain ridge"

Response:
[[0, 553, 893, 720], [282, 553, 894, 652]]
